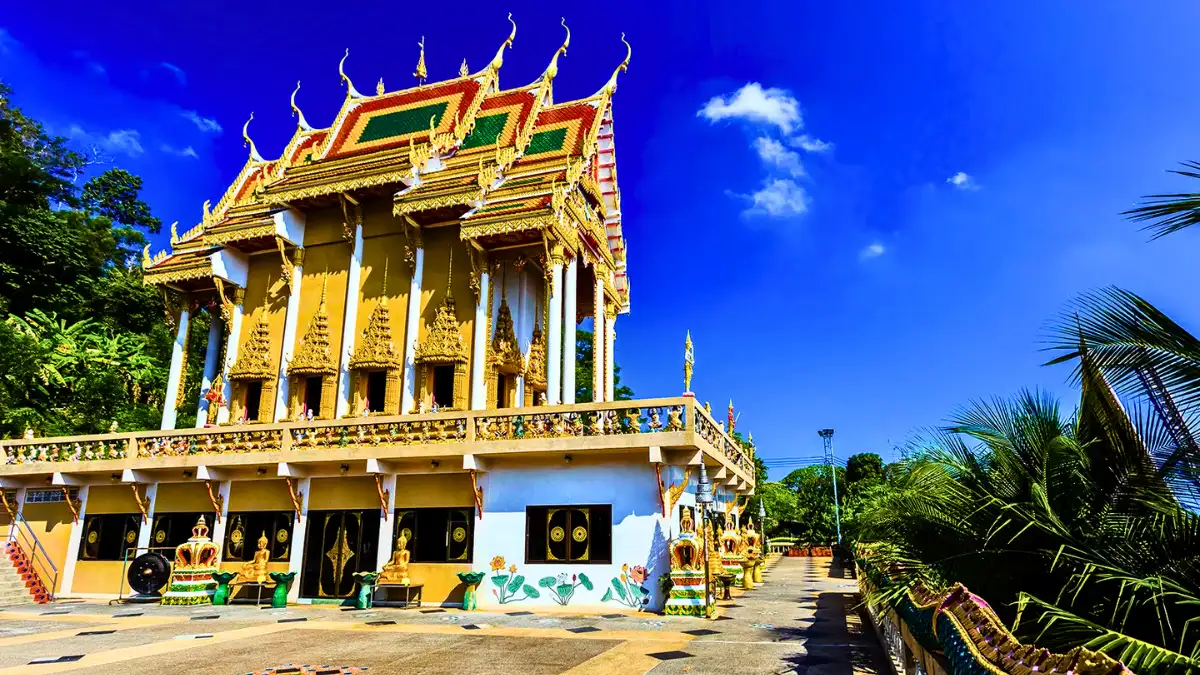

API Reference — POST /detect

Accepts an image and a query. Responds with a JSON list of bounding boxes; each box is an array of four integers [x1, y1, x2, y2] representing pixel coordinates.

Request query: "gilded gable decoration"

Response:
[[229, 302, 274, 381], [349, 261, 401, 415], [486, 265, 523, 408], [524, 317, 548, 405], [415, 250, 469, 410], [287, 275, 335, 377]]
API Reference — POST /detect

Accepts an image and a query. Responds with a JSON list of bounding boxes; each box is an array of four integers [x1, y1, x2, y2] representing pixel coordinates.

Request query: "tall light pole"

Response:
[[818, 429, 842, 545], [696, 462, 714, 618]]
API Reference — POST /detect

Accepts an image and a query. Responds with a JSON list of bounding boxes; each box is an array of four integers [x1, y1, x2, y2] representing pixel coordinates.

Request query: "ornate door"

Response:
[[300, 510, 379, 598]]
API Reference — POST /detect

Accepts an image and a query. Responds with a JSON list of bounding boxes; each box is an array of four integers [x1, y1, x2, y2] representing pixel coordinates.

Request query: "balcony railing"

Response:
[[1, 397, 755, 482]]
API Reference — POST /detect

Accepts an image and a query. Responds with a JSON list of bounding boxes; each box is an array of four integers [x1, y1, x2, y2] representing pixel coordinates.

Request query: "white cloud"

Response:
[[792, 134, 833, 153], [754, 137, 805, 178], [860, 242, 886, 260], [947, 171, 980, 191], [87, 62, 106, 76], [741, 179, 810, 218], [182, 110, 222, 134], [698, 83, 802, 135], [161, 143, 198, 159], [161, 62, 186, 85], [66, 125, 144, 157]]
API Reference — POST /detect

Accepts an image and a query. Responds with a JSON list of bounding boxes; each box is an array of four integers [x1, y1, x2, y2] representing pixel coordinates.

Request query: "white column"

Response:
[[336, 225, 364, 418], [59, 485, 87, 595], [286, 477, 311, 602], [401, 246, 425, 414], [561, 257, 578, 404], [160, 308, 191, 430], [209, 480, 233, 564], [373, 473, 398, 570], [134, 483, 159, 555], [546, 251, 564, 405], [470, 265, 490, 410], [605, 310, 616, 401], [274, 261, 305, 422], [195, 313, 224, 427], [593, 276, 606, 403], [216, 301, 244, 424]]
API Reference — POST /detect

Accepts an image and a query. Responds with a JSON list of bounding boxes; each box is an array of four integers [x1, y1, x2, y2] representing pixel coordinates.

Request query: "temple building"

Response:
[[0, 18, 756, 611]]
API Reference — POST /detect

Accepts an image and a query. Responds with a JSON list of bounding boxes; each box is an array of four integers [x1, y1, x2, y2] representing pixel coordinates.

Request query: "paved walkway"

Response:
[[0, 557, 886, 675]]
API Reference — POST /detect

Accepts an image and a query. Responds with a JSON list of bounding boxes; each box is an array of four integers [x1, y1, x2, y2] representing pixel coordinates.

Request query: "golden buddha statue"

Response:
[[237, 532, 270, 584], [380, 531, 411, 585]]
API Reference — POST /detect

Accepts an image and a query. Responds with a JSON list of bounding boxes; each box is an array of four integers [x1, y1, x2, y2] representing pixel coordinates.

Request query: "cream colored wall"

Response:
[[394, 473, 474, 508], [73, 561, 132, 595], [227, 479, 293, 512], [88, 485, 138, 515], [397, 563, 469, 605], [21, 502, 74, 593], [237, 253, 289, 420], [308, 477, 380, 511], [154, 482, 212, 513]]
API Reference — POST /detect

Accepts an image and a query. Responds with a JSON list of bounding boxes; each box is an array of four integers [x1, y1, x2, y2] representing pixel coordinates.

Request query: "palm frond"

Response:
[[1125, 161, 1200, 240]]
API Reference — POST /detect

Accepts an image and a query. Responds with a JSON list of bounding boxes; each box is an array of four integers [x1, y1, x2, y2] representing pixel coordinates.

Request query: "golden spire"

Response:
[[242, 113, 265, 163], [288, 270, 336, 378], [339, 48, 364, 99], [319, 271, 329, 308], [485, 13, 517, 79], [414, 36, 428, 85], [445, 248, 454, 300], [683, 330, 695, 394], [380, 258, 389, 298], [459, 59, 469, 77], [542, 18, 570, 83], [376, 78, 385, 95], [290, 81, 313, 131], [594, 33, 631, 98]]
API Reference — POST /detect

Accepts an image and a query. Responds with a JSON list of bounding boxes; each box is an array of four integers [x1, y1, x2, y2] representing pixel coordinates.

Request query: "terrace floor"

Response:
[[0, 556, 886, 675]]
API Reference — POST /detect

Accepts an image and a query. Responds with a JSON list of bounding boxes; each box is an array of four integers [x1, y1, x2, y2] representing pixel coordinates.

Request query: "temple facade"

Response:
[[0, 19, 756, 611]]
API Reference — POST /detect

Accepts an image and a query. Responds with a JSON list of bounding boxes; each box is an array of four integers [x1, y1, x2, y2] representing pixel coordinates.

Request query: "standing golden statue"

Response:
[[683, 331, 694, 394]]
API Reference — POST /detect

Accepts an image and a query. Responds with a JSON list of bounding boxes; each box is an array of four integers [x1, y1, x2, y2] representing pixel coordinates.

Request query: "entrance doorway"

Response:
[[300, 510, 380, 599]]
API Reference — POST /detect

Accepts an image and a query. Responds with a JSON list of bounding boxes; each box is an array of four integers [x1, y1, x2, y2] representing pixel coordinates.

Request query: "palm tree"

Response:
[[1125, 161, 1200, 239], [859, 353, 1200, 673]]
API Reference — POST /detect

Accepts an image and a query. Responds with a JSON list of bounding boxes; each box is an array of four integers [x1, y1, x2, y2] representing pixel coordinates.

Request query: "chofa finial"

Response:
[[543, 17, 570, 82], [339, 48, 364, 99], [459, 59, 469, 77], [242, 113, 265, 162], [596, 33, 631, 98], [290, 81, 313, 131], [487, 13, 518, 74]]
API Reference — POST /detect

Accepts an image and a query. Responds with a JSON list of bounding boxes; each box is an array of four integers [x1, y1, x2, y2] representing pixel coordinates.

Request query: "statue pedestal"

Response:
[[210, 572, 237, 606], [664, 569, 706, 617], [268, 572, 296, 608], [353, 572, 379, 610], [457, 572, 485, 610], [740, 561, 755, 590], [721, 554, 744, 585]]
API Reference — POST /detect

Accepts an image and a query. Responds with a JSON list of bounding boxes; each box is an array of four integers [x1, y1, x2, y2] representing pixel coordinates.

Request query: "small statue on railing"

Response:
[[667, 406, 684, 431]]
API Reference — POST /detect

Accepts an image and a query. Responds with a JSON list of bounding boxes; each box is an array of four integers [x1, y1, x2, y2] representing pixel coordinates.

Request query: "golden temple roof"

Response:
[[146, 17, 632, 312]]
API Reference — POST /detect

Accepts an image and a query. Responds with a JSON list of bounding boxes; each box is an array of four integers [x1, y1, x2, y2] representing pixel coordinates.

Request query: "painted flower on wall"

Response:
[[603, 563, 651, 610], [538, 572, 593, 606], [490, 559, 539, 604]]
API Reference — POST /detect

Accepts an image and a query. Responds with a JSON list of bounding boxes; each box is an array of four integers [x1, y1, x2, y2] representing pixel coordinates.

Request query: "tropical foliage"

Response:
[[574, 328, 635, 402], [856, 164, 1200, 674], [0, 84, 203, 437]]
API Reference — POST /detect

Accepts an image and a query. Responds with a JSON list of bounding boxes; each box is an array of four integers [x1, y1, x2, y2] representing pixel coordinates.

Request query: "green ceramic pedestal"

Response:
[[456, 571, 486, 610], [353, 572, 379, 610], [268, 572, 296, 608], [211, 571, 237, 605]]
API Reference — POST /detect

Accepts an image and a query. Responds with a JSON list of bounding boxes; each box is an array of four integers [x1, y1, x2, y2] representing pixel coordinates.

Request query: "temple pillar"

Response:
[[470, 256, 490, 410], [160, 307, 190, 430], [593, 276, 606, 402], [209, 480, 232, 564], [286, 477, 311, 603], [195, 313, 224, 427], [401, 243, 425, 414], [605, 306, 616, 401], [546, 246, 564, 405], [216, 293, 244, 424], [373, 473, 398, 570], [274, 252, 305, 422], [59, 485, 88, 595], [561, 256, 577, 404], [133, 482, 159, 555], [336, 223, 364, 418], [513, 266, 526, 408]]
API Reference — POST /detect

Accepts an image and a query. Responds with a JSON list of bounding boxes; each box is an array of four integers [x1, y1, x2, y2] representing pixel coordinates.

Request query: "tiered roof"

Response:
[[143, 16, 631, 312]]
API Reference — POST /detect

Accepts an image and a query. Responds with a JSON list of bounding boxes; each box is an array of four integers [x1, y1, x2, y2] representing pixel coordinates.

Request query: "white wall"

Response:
[[473, 462, 670, 611]]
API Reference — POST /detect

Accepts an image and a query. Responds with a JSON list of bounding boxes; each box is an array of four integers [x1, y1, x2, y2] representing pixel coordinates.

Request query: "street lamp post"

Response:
[[818, 429, 842, 546], [696, 462, 714, 618]]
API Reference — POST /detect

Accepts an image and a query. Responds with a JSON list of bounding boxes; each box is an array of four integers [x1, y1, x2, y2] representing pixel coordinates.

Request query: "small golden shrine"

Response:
[[161, 516, 221, 606], [664, 506, 706, 617]]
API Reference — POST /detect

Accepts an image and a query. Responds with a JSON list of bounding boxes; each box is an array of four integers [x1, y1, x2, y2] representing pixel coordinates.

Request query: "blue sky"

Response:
[[5, 1, 1200, 477]]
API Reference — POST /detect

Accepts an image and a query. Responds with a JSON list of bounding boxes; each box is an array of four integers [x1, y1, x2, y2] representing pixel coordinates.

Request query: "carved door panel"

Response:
[[301, 510, 379, 599]]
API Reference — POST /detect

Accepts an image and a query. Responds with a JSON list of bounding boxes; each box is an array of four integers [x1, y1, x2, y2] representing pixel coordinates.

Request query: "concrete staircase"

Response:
[[1, 541, 50, 605]]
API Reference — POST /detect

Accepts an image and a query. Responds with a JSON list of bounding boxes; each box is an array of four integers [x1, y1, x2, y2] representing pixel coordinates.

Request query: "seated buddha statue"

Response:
[[237, 532, 270, 584], [679, 506, 695, 535], [379, 531, 410, 585]]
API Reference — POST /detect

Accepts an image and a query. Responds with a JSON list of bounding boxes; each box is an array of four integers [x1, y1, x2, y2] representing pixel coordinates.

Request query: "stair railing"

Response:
[[7, 512, 58, 601]]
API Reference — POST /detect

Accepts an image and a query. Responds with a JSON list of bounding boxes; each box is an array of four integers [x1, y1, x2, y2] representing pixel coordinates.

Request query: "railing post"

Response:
[[280, 425, 293, 452], [466, 410, 477, 442]]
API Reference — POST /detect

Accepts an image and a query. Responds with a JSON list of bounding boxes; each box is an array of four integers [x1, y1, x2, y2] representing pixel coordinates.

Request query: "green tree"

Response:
[[574, 328, 634, 401], [0, 84, 172, 436]]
